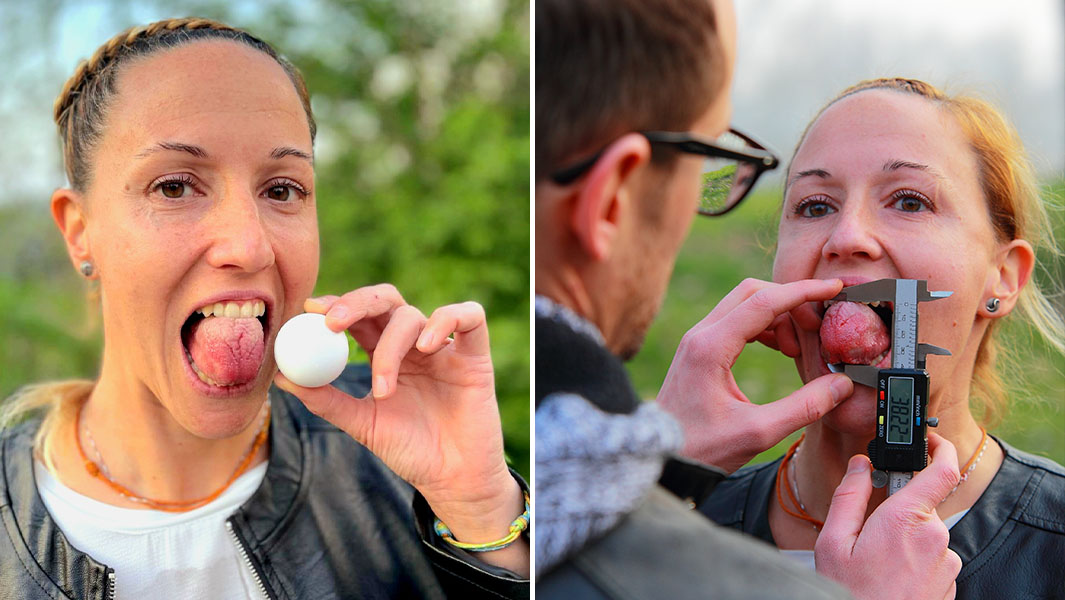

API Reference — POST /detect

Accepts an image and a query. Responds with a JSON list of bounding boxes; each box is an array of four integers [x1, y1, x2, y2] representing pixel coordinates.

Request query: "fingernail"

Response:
[[373, 375, 389, 398], [327, 305, 348, 321], [418, 331, 436, 350], [847, 456, 869, 475], [830, 376, 852, 403]]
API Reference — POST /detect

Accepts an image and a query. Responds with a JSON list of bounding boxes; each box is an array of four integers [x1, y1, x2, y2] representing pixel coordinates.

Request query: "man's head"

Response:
[[535, 0, 738, 359]]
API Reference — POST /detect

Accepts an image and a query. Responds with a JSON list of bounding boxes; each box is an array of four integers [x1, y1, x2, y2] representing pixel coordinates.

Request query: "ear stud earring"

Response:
[[79, 261, 94, 278], [985, 297, 1000, 313]]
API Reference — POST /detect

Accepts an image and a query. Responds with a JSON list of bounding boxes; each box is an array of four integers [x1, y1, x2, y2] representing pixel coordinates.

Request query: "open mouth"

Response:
[[180, 299, 270, 390], [819, 299, 893, 367]]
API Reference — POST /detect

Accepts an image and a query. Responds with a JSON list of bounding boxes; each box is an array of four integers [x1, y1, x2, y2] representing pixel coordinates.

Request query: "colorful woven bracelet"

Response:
[[433, 491, 530, 552]]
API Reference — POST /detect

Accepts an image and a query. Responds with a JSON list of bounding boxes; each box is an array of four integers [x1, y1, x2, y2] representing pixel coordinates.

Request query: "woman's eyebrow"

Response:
[[270, 146, 313, 162], [883, 159, 945, 180], [135, 141, 209, 159], [788, 168, 831, 187]]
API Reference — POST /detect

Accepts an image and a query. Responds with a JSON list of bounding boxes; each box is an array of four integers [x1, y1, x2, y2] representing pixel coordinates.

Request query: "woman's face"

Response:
[[773, 89, 1001, 435], [82, 40, 318, 438]]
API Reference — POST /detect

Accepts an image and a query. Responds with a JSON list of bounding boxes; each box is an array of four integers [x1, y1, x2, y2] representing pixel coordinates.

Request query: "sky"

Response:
[[730, 0, 1065, 184], [0, 0, 1062, 204]]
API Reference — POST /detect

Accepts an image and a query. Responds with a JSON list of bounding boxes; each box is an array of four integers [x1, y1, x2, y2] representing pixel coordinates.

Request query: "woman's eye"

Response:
[[796, 198, 836, 218], [262, 179, 308, 202], [151, 177, 197, 199], [266, 185, 292, 202], [161, 181, 190, 198], [890, 190, 932, 213]]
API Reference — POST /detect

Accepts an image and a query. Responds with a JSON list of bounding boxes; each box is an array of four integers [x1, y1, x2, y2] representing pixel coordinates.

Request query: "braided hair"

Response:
[[53, 17, 316, 191]]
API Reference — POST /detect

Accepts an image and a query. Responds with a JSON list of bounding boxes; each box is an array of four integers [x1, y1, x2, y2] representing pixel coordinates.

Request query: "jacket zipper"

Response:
[[106, 570, 115, 600], [226, 519, 275, 600]]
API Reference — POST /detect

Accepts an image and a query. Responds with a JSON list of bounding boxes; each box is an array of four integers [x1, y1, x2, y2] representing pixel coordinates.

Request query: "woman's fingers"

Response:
[[274, 372, 375, 445], [304, 294, 341, 313], [370, 304, 427, 399], [313, 284, 407, 352], [321, 284, 406, 331], [419, 301, 490, 357]]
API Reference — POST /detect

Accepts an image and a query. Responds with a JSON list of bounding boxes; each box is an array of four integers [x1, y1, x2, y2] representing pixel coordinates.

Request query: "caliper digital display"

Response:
[[886, 376, 914, 445], [871, 369, 928, 475], [827, 279, 951, 495]]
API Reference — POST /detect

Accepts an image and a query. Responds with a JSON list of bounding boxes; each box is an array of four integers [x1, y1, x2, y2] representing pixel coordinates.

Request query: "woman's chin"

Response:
[[820, 383, 878, 438], [169, 375, 273, 440]]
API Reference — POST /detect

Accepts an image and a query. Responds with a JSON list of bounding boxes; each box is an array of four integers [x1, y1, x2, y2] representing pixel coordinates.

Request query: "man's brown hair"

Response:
[[535, 0, 726, 180]]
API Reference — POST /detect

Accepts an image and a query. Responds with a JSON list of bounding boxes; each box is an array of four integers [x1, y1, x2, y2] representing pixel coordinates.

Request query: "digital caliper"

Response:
[[826, 279, 952, 495]]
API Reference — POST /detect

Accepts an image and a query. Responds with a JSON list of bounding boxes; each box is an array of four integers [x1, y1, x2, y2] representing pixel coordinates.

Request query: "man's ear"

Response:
[[51, 188, 94, 277], [569, 133, 652, 261], [982, 238, 1035, 318]]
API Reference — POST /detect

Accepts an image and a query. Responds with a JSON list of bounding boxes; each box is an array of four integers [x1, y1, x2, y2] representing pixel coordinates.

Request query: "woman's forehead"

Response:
[[793, 89, 976, 179], [103, 40, 311, 149]]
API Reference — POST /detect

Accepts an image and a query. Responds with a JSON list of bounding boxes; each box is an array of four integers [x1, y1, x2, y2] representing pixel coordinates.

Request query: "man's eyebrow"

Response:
[[788, 168, 831, 187], [270, 146, 313, 162], [135, 141, 209, 159], [883, 159, 944, 179]]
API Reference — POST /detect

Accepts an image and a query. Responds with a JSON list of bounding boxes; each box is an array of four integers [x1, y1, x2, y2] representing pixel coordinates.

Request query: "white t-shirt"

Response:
[[780, 510, 971, 570], [35, 460, 269, 600]]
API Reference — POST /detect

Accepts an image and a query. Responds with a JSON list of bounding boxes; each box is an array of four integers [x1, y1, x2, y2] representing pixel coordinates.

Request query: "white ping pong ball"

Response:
[[274, 313, 349, 388]]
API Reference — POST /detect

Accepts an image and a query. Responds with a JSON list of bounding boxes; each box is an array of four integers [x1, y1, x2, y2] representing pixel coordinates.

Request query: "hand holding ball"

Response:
[[274, 313, 349, 387]]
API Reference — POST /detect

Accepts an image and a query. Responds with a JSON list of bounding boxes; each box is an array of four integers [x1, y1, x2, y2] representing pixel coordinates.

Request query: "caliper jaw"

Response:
[[826, 278, 952, 387]]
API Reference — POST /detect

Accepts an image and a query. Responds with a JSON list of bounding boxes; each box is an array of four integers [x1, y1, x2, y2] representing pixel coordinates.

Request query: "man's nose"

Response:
[[821, 200, 883, 262], [204, 187, 275, 273]]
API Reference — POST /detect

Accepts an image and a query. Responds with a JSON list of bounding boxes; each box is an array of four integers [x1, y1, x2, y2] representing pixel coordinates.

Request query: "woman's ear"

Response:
[[982, 238, 1035, 318], [51, 188, 94, 277], [569, 133, 652, 262]]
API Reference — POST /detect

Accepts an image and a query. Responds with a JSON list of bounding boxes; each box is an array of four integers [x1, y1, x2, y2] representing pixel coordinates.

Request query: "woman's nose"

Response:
[[821, 201, 884, 262], [204, 190, 276, 273]]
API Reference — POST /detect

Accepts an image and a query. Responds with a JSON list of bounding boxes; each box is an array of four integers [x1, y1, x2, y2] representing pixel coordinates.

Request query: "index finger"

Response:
[[887, 432, 961, 514], [712, 279, 843, 358], [321, 284, 407, 332]]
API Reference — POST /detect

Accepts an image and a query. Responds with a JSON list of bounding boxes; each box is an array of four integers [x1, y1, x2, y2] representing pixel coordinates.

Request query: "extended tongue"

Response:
[[187, 317, 265, 386], [819, 301, 890, 365]]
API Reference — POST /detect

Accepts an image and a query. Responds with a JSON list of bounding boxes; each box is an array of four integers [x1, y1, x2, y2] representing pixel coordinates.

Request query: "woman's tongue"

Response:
[[820, 301, 890, 365], [186, 316, 265, 386]]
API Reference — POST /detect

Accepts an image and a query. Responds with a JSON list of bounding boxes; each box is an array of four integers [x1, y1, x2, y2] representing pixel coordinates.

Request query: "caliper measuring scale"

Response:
[[826, 279, 952, 495]]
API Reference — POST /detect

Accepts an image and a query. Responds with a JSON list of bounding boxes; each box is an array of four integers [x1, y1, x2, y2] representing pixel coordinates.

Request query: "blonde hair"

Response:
[[791, 78, 1064, 426], [3, 17, 315, 456]]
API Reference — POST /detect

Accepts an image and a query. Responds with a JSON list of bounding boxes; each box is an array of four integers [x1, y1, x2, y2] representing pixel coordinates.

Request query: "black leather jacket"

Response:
[[0, 366, 528, 599], [698, 437, 1065, 600]]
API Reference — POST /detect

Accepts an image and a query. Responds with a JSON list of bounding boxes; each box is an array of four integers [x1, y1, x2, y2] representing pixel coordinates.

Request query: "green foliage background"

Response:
[[626, 180, 1065, 467], [0, 0, 530, 477]]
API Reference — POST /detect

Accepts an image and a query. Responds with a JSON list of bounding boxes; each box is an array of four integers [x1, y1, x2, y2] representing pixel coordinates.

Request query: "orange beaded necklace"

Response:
[[777, 429, 990, 530], [74, 400, 270, 513]]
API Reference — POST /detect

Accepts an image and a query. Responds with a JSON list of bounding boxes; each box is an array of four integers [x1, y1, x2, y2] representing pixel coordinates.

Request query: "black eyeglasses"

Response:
[[551, 128, 780, 217]]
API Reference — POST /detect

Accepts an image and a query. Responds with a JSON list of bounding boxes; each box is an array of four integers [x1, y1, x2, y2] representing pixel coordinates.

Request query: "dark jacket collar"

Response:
[[534, 300, 640, 415]]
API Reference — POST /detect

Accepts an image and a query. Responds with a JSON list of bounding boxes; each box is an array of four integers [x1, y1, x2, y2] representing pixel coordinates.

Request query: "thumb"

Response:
[[816, 455, 873, 560], [889, 432, 960, 514], [274, 373, 374, 445], [757, 374, 852, 446]]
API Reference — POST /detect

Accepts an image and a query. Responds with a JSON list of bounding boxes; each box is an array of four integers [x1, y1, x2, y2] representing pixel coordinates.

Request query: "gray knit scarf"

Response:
[[535, 393, 683, 576]]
